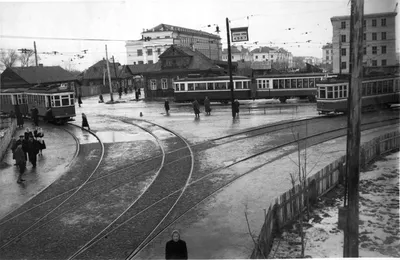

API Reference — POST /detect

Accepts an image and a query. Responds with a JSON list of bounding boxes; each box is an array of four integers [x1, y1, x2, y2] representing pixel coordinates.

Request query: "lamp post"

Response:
[[226, 17, 235, 118]]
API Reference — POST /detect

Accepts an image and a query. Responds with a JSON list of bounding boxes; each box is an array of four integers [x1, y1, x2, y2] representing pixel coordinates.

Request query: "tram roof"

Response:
[[255, 73, 331, 79], [0, 88, 28, 94], [26, 84, 74, 94], [174, 75, 249, 82]]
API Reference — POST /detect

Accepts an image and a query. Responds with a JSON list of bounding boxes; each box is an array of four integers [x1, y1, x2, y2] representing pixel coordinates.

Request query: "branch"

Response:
[[244, 206, 266, 259]]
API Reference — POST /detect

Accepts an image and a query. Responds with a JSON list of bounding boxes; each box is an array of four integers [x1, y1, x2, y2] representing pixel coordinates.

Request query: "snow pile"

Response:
[[270, 151, 400, 258]]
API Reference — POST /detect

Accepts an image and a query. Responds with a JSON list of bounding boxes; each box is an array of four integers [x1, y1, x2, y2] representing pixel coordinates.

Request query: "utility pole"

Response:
[[344, 0, 364, 257], [226, 17, 235, 118], [33, 41, 38, 66], [105, 45, 114, 102], [112, 56, 119, 88]]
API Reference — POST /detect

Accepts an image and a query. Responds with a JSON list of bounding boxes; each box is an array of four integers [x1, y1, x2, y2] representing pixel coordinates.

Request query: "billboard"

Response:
[[231, 27, 249, 42]]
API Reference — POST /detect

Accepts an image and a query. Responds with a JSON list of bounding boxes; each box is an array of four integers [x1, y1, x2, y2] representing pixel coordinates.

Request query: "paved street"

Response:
[[0, 94, 399, 259]]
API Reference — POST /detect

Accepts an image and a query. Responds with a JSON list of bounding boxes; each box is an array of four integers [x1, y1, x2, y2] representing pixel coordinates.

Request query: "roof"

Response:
[[26, 83, 74, 93], [144, 23, 220, 39], [5, 66, 76, 85], [331, 12, 397, 21], [127, 63, 161, 74], [222, 45, 250, 54], [322, 43, 333, 49], [80, 59, 123, 80], [250, 46, 276, 54]]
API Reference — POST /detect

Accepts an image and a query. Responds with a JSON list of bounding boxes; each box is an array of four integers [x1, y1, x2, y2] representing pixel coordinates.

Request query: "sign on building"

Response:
[[231, 27, 249, 42]]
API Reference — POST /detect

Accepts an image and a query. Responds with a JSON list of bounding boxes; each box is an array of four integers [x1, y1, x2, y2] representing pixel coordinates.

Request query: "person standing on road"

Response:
[[16, 135, 28, 161], [14, 144, 26, 183], [204, 96, 211, 116], [45, 107, 53, 123], [31, 106, 39, 126], [99, 94, 104, 103], [233, 99, 240, 118], [10, 137, 17, 165], [165, 230, 188, 260], [16, 110, 24, 128], [82, 113, 90, 131], [118, 86, 123, 99], [78, 95, 83, 107], [27, 136, 40, 168], [192, 99, 200, 118], [164, 100, 170, 115]]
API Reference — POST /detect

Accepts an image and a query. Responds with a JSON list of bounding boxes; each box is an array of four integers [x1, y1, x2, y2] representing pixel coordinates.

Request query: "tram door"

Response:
[[46, 96, 51, 108]]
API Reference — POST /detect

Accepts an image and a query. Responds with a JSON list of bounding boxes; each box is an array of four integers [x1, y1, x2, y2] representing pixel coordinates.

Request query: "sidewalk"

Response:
[[0, 122, 77, 220]]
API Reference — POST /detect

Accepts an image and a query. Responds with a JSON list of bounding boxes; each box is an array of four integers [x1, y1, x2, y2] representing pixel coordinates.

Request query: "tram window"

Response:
[[334, 86, 339, 98], [388, 80, 394, 92], [279, 79, 284, 89], [285, 79, 290, 89], [273, 80, 279, 89], [377, 81, 382, 94], [180, 83, 185, 91], [195, 83, 207, 90], [243, 81, 249, 89], [319, 87, 326, 98], [366, 83, 372, 95], [61, 95, 69, 106], [70, 95, 74, 105], [382, 81, 388, 93], [257, 80, 263, 89], [54, 96, 61, 106], [174, 83, 179, 91], [207, 82, 214, 90], [372, 82, 377, 94], [327, 86, 333, 98], [362, 84, 366, 96], [236, 81, 242, 89], [291, 79, 296, 88], [309, 79, 315, 88], [297, 80, 303, 88], [188, 83, 194, 91], [339, 86, 343, 98], [303, 78, 309, 88], [215, 82, 226, 90]]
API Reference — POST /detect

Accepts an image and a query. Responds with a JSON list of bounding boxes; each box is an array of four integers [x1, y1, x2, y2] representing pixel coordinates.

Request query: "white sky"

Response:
[[0, 0, 398, 71]]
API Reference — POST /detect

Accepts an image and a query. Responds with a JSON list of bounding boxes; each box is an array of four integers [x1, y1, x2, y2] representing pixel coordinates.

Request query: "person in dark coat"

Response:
[[16, 112, 24, 128], [24, 128, 33, 141], [82, 113, 90, 130], [99, 94, 104, 103], [204, 96, 211, 115], [192, 99, 200, 118], [10, 137, 17, 165], [124, 87, 128, 95], [135, 89, 140, 101], [27, 136, 40, 168], [31, 106, 39, 126], [164, 100, 170, 115], [165, 230, 188, 260], [78, 95, 82, 107], [118, 87, 123, 99], [16, 135, 28, 161], [14, 144, 26, 183], [233, 99, 240, 117], [45, 107, 53, 123]]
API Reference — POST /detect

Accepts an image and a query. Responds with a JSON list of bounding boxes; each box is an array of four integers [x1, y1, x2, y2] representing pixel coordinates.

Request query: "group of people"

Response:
[[11, 127, 46, 183], [190, 97, 240, 118]]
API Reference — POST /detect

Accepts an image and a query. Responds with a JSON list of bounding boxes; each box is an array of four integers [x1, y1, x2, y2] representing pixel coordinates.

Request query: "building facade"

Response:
[[322, 43, 333, 64], [126, 24, 222, 65], [250, 46, 293, 69], [331, 12, 397, 74], [221, 45, 252, 62]]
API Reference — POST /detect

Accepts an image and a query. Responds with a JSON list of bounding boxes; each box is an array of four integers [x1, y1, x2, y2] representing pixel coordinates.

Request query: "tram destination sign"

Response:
[[231, 27, 249, 42]]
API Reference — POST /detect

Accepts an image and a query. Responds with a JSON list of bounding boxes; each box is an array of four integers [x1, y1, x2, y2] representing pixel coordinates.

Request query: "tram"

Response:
[[0, 89, 29, 116], [316, 74, 400, 114]]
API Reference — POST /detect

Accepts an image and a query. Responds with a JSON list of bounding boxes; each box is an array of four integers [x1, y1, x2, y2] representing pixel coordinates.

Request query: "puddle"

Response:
[[95, 131, 154, 143]]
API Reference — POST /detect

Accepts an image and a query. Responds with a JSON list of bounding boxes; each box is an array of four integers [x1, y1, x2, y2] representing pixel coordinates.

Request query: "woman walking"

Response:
[[78, 95, 83, 107], [204, 96, 211, 115], [165, 230, 188, 260], [82, 113, 90, 130], [164, 100, 170, 115], [192, 99, 200, 118], [14, 144, 26, 183]]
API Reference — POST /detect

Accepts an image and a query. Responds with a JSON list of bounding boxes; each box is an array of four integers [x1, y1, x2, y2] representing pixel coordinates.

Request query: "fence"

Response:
[[251, 130, 400, 258], [0, 117, 17, 161]]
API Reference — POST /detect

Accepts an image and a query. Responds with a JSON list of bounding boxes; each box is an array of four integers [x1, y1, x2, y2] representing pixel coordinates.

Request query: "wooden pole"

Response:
[[34, 41, 38, 67], [344, 0, 364, 257], [112, 56, 119, 89], [105, 45, 114, 102], [226, 17, 235, 118]]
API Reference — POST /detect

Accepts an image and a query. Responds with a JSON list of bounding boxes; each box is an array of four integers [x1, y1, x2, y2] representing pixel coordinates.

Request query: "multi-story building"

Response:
[[250, 46, 293, 68], [126, 24, 222, 65], [331, 12, 397, 73], [221, 45, 252, 62], [322, 43, 333, 64]]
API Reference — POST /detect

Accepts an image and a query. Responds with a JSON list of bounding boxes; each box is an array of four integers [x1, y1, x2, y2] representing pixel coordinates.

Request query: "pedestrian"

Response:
[[16, 135, 28, 161], [37, 136, 46, 156], [124, 87, 128, 95], [14, 144, 26, 183], [9, 110, 16, 118], [27, 136, 40, 168], [135, 89, 139, 101], [233, 99, 240, 118], [192, 99, 200, 118], [16, 111, 24, 128], [204, 96, 211, 115], [82, 113, 90, 130], [165, 230, 188, 260], [118, 87, 122, 99], [24, 127, 33, 141], [10, 137, 17, 165], [31, 106, 39, 126], [78, 95, 82, 107], [45, 107, 53, 123], [34, 127, 39, 139], [164, 100, 170, 115], [99, 94, 104, 103]]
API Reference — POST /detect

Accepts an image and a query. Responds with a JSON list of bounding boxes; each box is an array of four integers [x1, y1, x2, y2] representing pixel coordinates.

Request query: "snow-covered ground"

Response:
[[270, 151, 400, 258]]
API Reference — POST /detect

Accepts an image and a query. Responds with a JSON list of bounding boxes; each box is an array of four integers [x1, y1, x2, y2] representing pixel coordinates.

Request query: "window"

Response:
[[195, 83, 207, 90], [372, 32, 377, 40], [319, 87, 326, 99], [363, 20, 366, 27], [372, 19, 377, 27], [54, 96, 61, 107], [235, 81, 243, 89], [381, 59, 387, 66], [207, 82, 214, 90], [341, 21, 346, 29], [138, 61, 144, 65], [341, 35, 346, 42], [137, 50, 143, 56], [157, 48, 161, 55], [382, 80, 388, 93], [341, 48, 346, 56], [147, 49, 153, 55], [363, 33, 366, 40], [372, 60, 377, 66], [381, 46, 386, 54], [334, 86, 339, 98], [273, 80, 279, 89], [381, 32, 386, 40], [279, 79, 284, 89], [388, 80, 394, 92], [303, 78, 309, 88], [262, 55, 265, 58], [326, 50, 329, 55], [372, 46, 377, 54], [161, 78, 168, 89], [327, 86, 333, 98], [362, 83, 367, 96], [285, 79, 290, 89], [297, 79, 303, 88], [188, 83, 194, 91], [271, 55, 274, 58], [363, 47, 367, 55], [377, 81, 383, 94], [61, 95, 70, 106], [174, 83, 179, 91], [215, 82, 227, 90], [341, 61, 347, 69], [381, 18, 386, 26], [150, 79, 157, 90], [180, 83, 185, 91], [291, 79, 296, 88], [255, 55, 258, 59]]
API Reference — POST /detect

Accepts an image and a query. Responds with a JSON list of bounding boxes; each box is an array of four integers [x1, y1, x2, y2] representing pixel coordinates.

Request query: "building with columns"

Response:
[[126, 24, 222, 65], [331, 12, 397, 74]]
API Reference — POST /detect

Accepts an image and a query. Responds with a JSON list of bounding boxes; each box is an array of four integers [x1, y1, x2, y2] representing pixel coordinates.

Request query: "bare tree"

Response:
[[19, 50, 36, 67], [0, 49, 19, 69]]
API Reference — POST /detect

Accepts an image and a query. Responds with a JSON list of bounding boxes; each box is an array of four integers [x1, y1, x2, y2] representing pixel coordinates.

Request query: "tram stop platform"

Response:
[[0, 122, 77, 220]]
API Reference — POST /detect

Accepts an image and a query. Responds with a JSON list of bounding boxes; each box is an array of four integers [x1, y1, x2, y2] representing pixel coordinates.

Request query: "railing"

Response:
[[251, 130, 400, 258]]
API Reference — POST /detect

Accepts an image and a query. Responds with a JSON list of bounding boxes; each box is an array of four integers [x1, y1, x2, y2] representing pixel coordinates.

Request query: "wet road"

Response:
[[0, 93, 399, 259]]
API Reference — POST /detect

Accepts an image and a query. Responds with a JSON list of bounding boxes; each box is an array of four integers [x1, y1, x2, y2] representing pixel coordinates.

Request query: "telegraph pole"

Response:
[[226, 17, 235, 118], [343, 0, 364, 257], [33, 41, 38, 66], [112, 56, 119, 88], [105, 45, 114, 102]]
